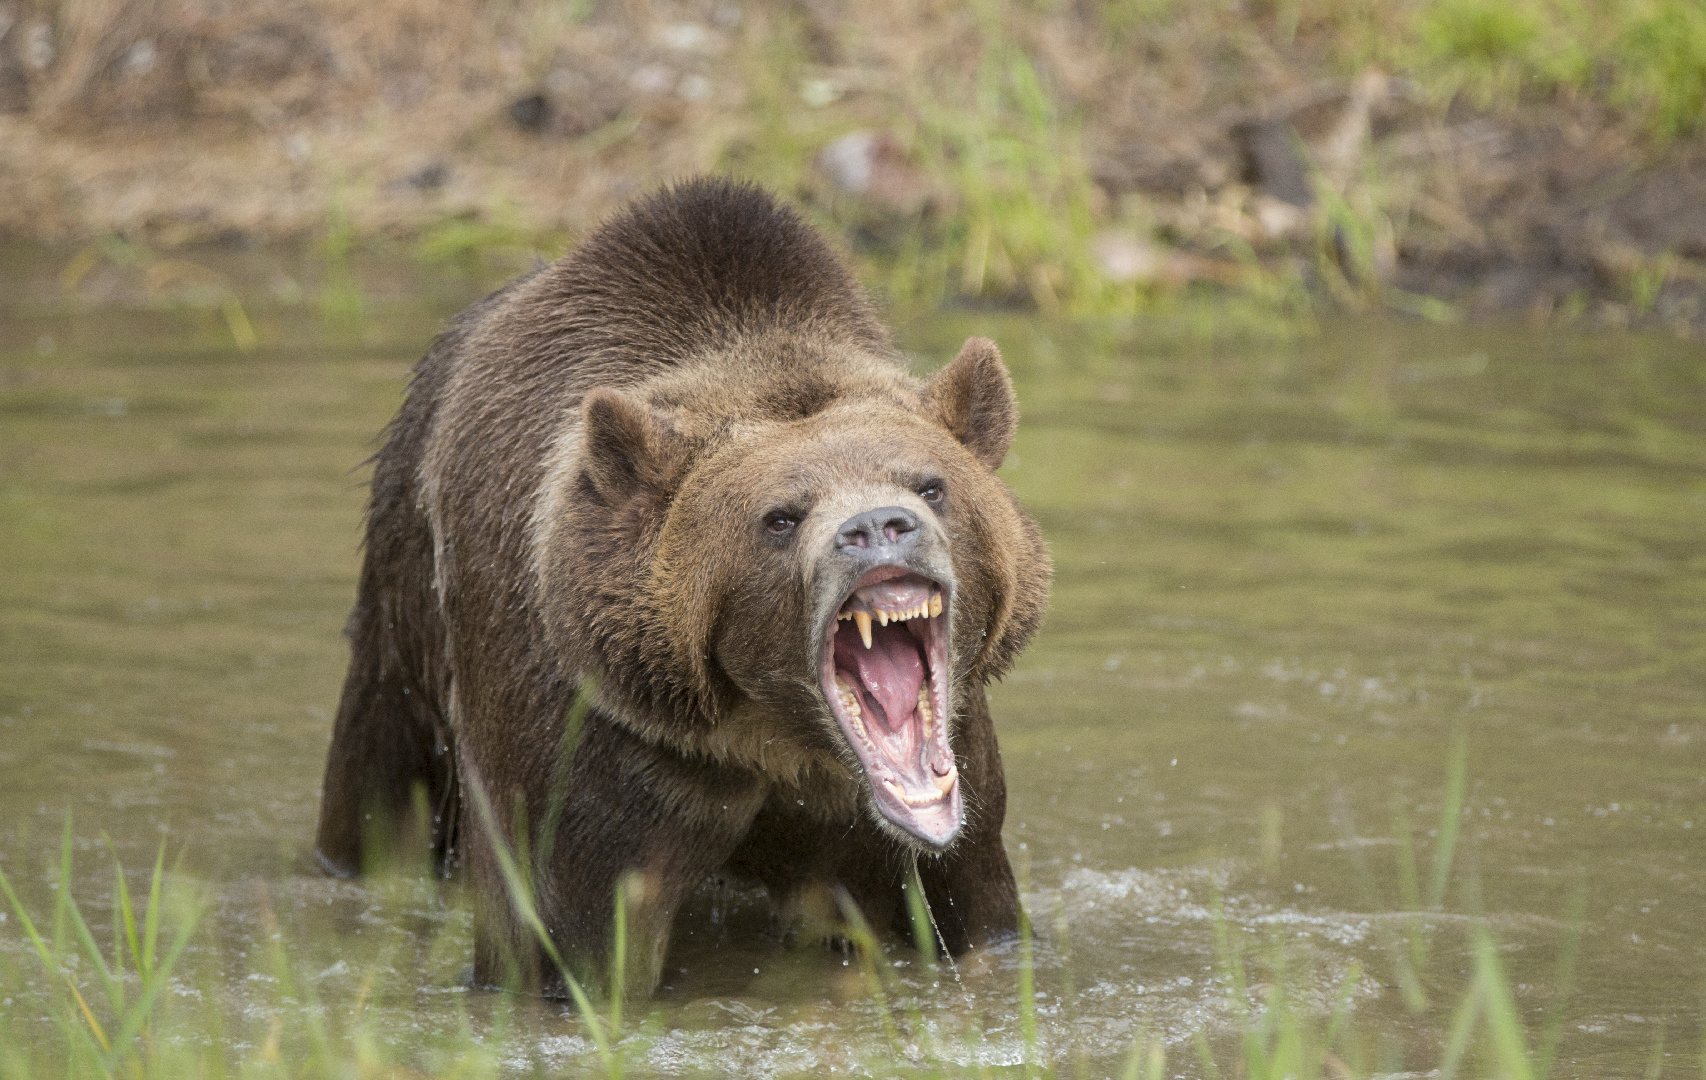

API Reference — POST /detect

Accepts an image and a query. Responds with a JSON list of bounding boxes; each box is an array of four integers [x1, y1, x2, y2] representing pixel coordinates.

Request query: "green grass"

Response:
[[1, 744, 1664, 1080], [714, 0, 1706, 324], [1402, 0, 1706, 140]]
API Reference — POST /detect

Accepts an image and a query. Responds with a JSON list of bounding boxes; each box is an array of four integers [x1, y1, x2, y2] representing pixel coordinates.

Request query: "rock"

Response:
[[817, 130, 930, 213], [1251, 194, 1307, 241], [402, 160, 449, 192], [508, 93, 550, 132], [1235, 118, 1314, 208], [629, 64, 674, 95], [1091, 231, 1159, 283], [1091, 230, 1244, 287]]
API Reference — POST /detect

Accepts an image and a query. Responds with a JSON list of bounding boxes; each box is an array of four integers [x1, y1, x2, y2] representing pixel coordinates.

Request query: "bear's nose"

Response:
[[835, 506, 921, 554]]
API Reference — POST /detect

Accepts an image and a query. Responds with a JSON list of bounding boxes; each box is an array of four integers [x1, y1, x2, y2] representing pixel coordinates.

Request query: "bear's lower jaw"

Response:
[[822, 571, 961, 848]]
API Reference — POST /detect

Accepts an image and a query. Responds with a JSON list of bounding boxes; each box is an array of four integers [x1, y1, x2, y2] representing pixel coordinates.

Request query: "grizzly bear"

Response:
[[313, 177, 1051, 996]]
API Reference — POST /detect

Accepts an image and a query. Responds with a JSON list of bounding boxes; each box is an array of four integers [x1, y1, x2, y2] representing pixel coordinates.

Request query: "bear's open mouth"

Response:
[[820, 567, 961, 847]]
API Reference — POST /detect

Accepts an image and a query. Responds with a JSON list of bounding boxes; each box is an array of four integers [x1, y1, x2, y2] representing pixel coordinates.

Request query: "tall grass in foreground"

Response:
[[0, 744, 1685, 1078]]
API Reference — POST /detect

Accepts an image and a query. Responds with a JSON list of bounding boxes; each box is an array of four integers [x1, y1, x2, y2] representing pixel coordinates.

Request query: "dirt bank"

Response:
[[1, 0, 1703, 332]]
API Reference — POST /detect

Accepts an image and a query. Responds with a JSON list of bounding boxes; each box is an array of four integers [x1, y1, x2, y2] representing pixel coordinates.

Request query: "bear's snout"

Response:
[[833, 505, 921, 556]]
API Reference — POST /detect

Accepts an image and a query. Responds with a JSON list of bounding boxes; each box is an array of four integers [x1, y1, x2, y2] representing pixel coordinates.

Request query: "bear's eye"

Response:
[[763, 511, 799, 537], [917, 481, 946, 505]]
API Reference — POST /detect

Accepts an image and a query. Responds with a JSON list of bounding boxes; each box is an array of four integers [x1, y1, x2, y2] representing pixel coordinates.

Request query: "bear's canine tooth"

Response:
[[853, 610, 873, 648], [934, 765, 957, 794], [930, 593, 943, 617]]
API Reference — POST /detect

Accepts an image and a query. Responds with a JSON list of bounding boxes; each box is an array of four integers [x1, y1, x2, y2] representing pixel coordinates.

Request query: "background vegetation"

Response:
[[1, 0, 1704, 331]]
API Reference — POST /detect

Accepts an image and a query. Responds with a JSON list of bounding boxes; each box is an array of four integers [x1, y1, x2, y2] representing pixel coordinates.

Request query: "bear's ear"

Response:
[[922, 336, 1018, 470], [581, 388, 682, 505]]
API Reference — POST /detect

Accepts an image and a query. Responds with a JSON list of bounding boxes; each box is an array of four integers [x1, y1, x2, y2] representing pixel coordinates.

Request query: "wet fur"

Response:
[[314, 178, 1050, 995]]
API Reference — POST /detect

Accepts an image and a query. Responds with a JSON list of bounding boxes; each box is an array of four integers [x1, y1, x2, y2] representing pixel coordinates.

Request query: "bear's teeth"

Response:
[[885, 777, 948, 807], [834, 675, 862, 717], [918, 684, 933, 736], [835, 675, 872, 744], [839, 589, 940, 634], [934, 765, 957, 794]]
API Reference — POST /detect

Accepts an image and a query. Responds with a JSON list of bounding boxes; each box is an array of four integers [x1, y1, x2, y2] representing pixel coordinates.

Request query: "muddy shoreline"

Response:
[[1, 0, 1703, 333]]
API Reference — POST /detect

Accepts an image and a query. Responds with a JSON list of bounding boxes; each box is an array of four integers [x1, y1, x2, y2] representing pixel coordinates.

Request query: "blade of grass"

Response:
[[1473, 926, 1536, 1080], [830, 885, 905, 1058], [0, 863, 61, 978], [1193, 1028, 1224, 1080], [1143, 1037, 1166, 1080], [64, 977, 112, 1054], [1017, 901, 1038, 1078], [141, 838, 164, 979], [1209, 888, 1250, 1020], [1332, 789, 1426, 1011], [57, 864, 122, 1022], [1426, 725, 1469, 911], [904, 857, 938, 969], [537, 677, 597, 876], [1642, 1022, 1666, 1080], [1121, 1024, 1150, 1080], [110, 886, 205, 1059], [1322, 962, 1363, 1062], [1437, 965, 1486, 1080], [1393, 796, 1427, 974], [610, 873, 627, 1040], [51, 815, 74, 969], [103, 840, 130, 1000], [462, 768, 617, 1076], [1534, 880, 1586, 1080]]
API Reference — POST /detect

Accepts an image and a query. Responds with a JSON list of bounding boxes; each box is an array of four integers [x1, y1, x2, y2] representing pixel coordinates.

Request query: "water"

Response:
[[2, 273, 1703, 1076]]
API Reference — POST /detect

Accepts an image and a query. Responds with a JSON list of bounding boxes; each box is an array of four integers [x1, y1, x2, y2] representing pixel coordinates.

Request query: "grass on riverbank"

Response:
[[2, 740, 1677, 1080], [5, 0, 1706, 333]]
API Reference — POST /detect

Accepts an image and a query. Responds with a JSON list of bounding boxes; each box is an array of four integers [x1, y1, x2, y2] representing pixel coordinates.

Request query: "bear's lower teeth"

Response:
[[884, 776, 949, 807], [834, 674, 873, 746], [834, 674, 862, 717]]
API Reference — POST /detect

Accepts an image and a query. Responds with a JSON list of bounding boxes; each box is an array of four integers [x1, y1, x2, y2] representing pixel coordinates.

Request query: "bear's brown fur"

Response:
[[314, 177, 1051, 995]]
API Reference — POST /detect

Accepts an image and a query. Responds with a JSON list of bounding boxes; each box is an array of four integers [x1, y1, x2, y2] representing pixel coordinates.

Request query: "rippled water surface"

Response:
[[2, 273, 1703, 1076]]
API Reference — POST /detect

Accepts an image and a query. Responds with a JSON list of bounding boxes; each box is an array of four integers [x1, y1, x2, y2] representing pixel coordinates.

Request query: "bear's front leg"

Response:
[[462, 710, 767, 998]]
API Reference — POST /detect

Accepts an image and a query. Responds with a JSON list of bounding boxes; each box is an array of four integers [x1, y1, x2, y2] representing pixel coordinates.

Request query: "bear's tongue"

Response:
[[834, 622, 925, 735]]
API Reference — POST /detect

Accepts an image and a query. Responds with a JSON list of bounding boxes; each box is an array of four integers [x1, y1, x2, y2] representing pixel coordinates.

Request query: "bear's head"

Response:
[[550, 335, 1050, 850]]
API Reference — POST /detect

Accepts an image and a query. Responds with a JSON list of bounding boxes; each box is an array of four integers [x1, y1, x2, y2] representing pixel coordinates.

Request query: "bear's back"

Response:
[[501, 178, 894, 388]]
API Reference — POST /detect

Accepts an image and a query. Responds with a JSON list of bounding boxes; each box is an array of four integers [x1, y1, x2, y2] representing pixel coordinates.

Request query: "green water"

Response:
[[1, 274, 1703, 1075]]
